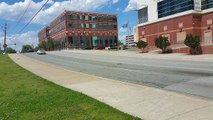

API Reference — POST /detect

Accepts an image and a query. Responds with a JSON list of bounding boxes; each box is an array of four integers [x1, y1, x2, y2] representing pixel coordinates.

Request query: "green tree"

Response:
[[47, 37, 55, 51], [38, 41, 47, 50], [34, 46, 39, 52], [136, 40, 148, 53], [184, 34, 202, 55], [118, 40, 123, 46], [21, 45, 33, 53], [5, 47, 16, 54], [155, 36, 171, 53]]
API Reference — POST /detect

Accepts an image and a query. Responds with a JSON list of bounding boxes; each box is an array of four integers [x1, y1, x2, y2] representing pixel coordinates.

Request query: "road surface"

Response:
[[24, 51, 213, 99]]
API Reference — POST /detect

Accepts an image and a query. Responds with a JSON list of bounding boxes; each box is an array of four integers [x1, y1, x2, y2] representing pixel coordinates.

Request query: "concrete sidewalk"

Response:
[[59, 50, 213, 62], [9, 54, 213, 120]]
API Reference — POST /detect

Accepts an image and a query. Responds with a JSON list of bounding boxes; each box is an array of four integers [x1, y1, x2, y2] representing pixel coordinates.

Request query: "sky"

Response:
[[0, 0, 140, 51]]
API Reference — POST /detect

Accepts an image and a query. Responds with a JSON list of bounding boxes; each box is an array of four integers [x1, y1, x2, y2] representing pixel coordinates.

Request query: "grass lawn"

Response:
[[0, 55, 140, 120]]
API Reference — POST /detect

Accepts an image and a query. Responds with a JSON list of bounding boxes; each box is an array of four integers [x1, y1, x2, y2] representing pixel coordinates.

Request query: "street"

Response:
[[25, 51, 213, 99]]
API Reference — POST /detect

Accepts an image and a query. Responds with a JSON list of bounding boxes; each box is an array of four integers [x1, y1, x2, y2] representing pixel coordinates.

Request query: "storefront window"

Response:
[[92, 36, 98, 47]]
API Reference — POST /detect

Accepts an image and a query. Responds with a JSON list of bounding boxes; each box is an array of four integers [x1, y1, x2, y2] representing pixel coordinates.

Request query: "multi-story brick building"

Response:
[[136, 0, 213, 46], [39, 10, 118, 49], [38, 26, 50, 43], [126, 35, 136, 48]]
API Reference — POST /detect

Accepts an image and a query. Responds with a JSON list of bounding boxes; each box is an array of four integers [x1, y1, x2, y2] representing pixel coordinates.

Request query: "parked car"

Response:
[[27, 49, 34, 52], [37, 49, 46, 55]]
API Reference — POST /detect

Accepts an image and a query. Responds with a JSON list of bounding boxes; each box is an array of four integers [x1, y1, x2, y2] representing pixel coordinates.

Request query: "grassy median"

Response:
[[0, 55, 140, 120]]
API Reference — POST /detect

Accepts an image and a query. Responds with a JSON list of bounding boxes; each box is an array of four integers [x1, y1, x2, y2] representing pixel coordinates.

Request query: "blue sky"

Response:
[[0, 0, 138, 51]]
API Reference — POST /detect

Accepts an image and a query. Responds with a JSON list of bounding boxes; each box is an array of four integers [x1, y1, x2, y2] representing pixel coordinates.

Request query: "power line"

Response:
[[18, 0, 50, 34], [13, 0, 32, 31]]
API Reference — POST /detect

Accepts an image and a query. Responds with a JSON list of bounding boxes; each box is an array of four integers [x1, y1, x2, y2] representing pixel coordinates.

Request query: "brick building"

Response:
[[38, 26, 50, 43], [136, 0, 213, 47], [38, 11, 118, 49]]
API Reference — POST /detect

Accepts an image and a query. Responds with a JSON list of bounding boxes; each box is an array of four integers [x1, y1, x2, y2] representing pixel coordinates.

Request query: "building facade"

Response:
[[39, 11, 118, 49], [38, 26, 50, 43], [126, 35, 136, 48], [137, 0, 213, 46]]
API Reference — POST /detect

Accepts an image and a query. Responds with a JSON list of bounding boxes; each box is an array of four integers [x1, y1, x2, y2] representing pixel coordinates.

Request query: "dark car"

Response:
[[27, 49, 34, 52]]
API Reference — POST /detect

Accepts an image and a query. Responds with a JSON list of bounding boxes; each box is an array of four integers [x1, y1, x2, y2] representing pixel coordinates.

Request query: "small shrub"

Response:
[[184, 34, 202, 55], [155, 36, 171, 53], [136, 40, 148, 53]]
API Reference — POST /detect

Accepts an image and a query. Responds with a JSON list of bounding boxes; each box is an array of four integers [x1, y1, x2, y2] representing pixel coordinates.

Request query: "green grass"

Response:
[[0, 55, 141, 120]]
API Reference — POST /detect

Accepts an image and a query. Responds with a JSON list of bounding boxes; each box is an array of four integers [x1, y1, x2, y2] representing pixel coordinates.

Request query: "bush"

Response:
[[136, 40, 148, 49], [155, 36, 171, 53], [184, 34, 202, 55], [136, 40, 148, 53], [21, 45, 33, 53], [5, 47, 16, 54]]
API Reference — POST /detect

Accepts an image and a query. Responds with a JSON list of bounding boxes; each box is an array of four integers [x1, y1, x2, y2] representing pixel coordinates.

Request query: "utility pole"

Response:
[[2, 24, 7, 52]]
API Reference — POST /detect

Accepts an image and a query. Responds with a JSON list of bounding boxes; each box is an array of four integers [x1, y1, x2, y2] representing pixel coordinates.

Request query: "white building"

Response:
[[126, 35, 136, 48]]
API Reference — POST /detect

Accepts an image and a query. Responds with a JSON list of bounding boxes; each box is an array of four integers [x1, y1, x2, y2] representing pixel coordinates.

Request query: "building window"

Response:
[[85, 15, 89, 20], [90, 24, 96, 29], [114, 36, 117, 46], [74, 36, 79, 47], [100, 36, 105, 46], [110, 36, 113, 47], [68, 23, 72, 28], [104, 36, 109, 46], [158, 0, 194, 18], [112, 17, 117, 22], [92, 16, 97, 20], [72, 14, 78, 20], [68, 36, 73, 45], [202, 0, 213, 10], [138, 7, 148, 24], [80, 36, 84, 46], [92, 36, 98, 47]]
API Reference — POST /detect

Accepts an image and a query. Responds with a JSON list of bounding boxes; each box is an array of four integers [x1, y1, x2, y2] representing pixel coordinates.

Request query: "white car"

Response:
[[37, 49, 46, 55]]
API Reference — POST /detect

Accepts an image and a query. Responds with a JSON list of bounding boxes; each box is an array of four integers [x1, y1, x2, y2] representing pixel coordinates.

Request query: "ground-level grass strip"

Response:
[[0, 55, 141, 120]]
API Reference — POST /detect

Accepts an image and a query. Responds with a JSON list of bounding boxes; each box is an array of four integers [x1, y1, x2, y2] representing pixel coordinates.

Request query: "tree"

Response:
[[118, 40, 123, 46], [155, 36, 172, 53], [46, 37, 55, 51], [21, 45, 33, 53], [184, 34, 202, 55], [38, 41, 47, 50], [136, 40, 148, 53], [5, 47, 16, 54], [34, 46, 40, 52]]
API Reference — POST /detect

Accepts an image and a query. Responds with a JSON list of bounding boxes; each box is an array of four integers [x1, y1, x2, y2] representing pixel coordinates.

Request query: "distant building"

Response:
[[38, 26, 50, 43], [126, 35, 136, 48], [38, 10, 118, 49], [136, 0, 213, 46]]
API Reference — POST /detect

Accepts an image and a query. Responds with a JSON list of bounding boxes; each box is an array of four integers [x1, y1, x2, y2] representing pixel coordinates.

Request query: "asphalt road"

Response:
[[24, 51, 213, 99]]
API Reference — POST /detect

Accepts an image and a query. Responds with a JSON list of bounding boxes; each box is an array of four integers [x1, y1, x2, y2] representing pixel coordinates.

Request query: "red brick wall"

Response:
[[138, 13, 209, 46], [201, 12, 213, 37], [172, 45, 213, 54]]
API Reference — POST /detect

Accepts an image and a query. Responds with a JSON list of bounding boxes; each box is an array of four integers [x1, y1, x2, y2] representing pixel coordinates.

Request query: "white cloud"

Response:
[[124, 0, 147, 12], [0, 0, 118, 25], [0, 31, 38, 51], [0, 0, 54, 23], [119, 27, 128, 33], [112, 0, 119, 4]]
